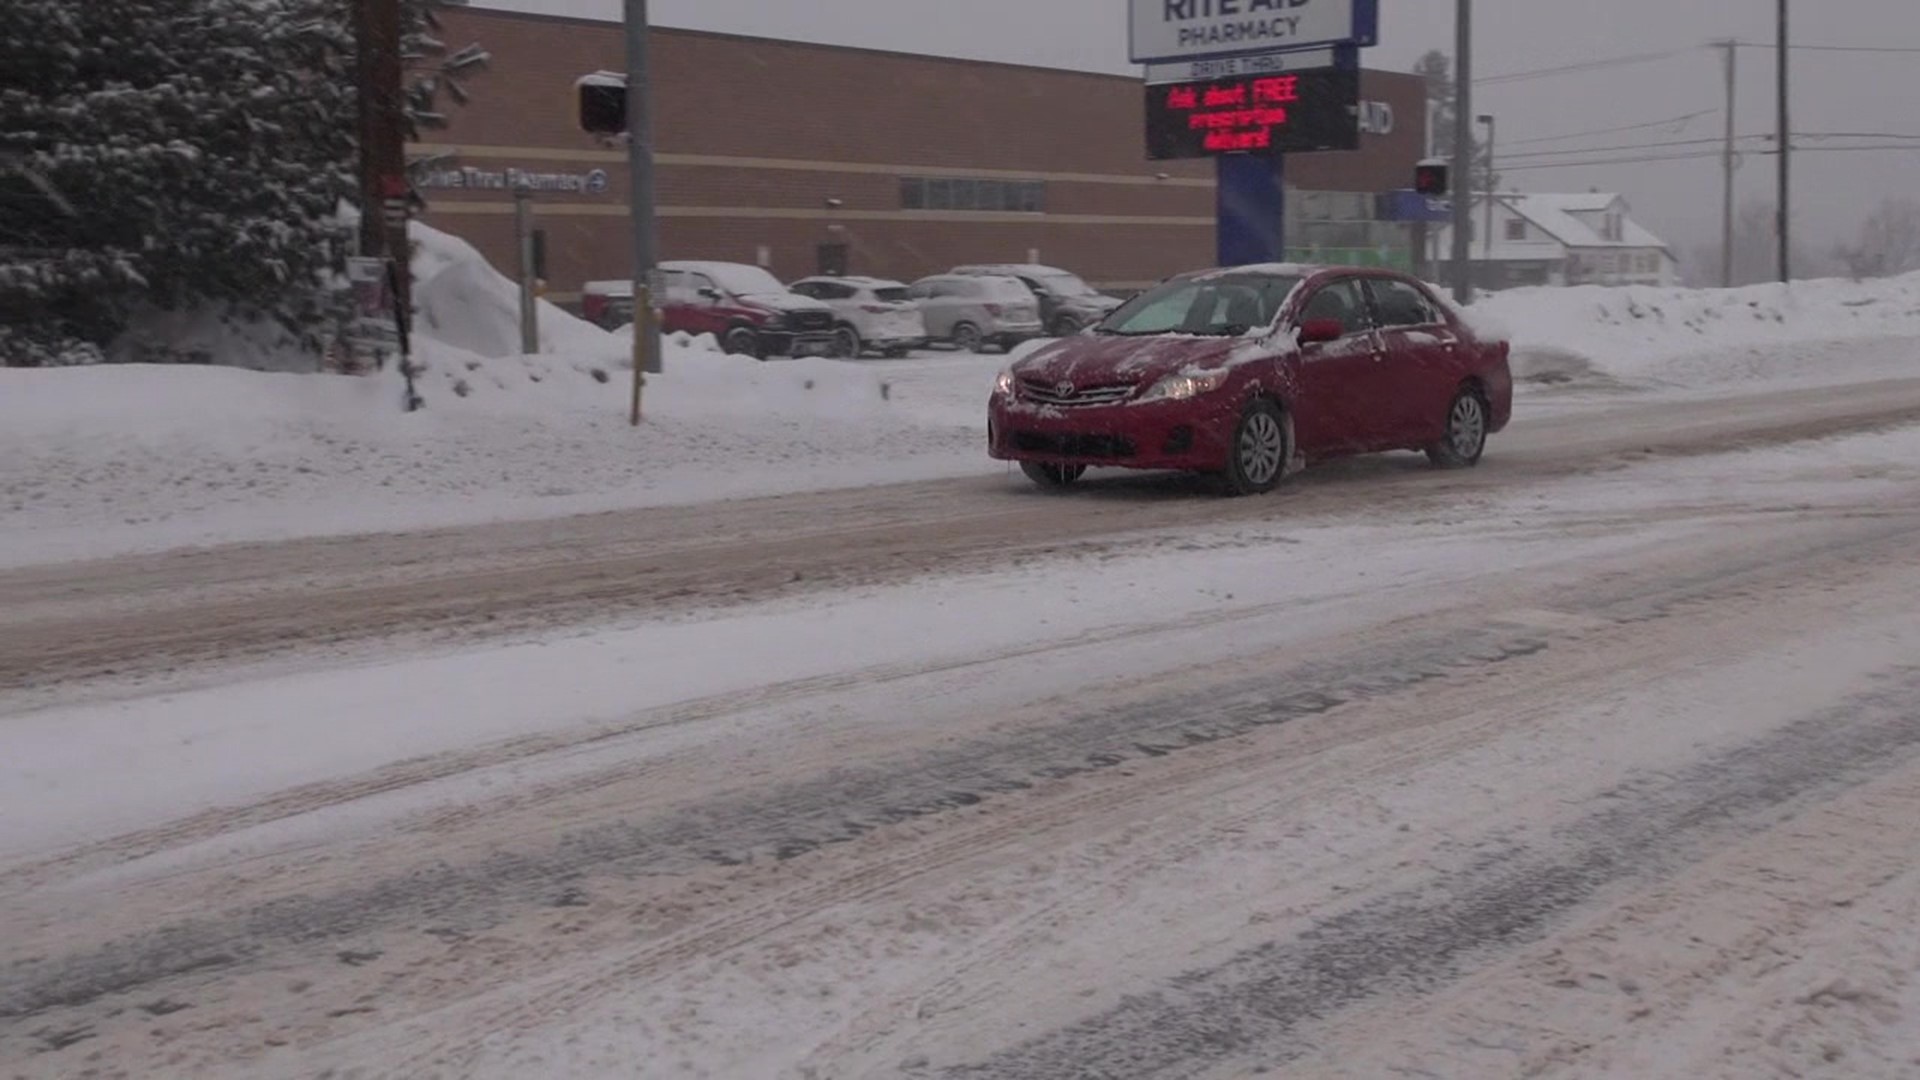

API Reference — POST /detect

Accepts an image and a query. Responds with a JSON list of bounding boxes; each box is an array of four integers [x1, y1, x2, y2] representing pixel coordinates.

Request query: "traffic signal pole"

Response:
[[625, 0, 662, 425]]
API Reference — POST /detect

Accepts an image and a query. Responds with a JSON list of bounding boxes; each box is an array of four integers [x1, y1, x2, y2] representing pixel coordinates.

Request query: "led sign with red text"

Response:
[[1145, 67, 1360, 160]]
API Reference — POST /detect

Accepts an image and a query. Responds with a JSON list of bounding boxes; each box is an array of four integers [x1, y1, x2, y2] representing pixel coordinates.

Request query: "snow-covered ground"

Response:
[[4, 227, 1918, 568]]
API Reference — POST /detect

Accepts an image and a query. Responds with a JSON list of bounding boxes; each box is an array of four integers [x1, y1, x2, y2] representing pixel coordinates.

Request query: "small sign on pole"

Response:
[[345, 256, 400, 372]]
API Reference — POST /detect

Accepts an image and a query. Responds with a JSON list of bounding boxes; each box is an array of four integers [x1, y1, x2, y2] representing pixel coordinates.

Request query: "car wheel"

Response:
[[1020, 461, 1086, 488], [953, 322, 985, 353], [831, 326, 861, 359], [1223, 399, 1291, 496], [721, 326, 761, 358], [1427, 387, 1489, 468], [1049, 316, 1081, 338]]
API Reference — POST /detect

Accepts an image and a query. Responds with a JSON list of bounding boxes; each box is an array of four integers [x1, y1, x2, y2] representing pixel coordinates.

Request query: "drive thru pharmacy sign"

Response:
[[1130, 0, 1378, 64]]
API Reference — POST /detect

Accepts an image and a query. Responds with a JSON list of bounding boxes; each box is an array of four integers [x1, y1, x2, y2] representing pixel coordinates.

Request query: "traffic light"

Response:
[[1414, 160, 1449, 197], [577, 72, 628, 136]]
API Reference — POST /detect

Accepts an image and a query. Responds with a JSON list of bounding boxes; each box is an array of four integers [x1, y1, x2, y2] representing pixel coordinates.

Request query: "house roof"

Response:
[[1505, 193, 1670, 251]]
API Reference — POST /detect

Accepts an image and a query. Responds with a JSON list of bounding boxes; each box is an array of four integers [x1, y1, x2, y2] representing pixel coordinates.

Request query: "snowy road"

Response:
[[4, 374, 1920, 698], [4, 380, 1920, 1077]]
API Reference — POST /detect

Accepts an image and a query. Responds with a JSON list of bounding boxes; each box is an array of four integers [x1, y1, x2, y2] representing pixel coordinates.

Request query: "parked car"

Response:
[[789, 276, 929, 357], [657, 261, 838, 358], [950, 264, 1122, 337], [987, 266, 1513, 495], [906, 274, 1044, 353], [581, 280, 636, 331]]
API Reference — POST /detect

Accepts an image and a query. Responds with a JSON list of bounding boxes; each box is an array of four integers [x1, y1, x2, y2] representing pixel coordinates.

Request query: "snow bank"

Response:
[[1477, 272, 1920, 389], [411, 224, 627, 363]]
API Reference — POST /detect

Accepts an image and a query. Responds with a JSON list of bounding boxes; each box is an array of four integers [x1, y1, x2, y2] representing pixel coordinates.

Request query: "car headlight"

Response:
[[762, 312, 788, 329], [995, 370, 1018, 397], [1138, 371, 1229, 402]]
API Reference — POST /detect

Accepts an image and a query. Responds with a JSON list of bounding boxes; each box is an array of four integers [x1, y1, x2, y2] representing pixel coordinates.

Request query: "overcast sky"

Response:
[[481, 0, 1920, 261]]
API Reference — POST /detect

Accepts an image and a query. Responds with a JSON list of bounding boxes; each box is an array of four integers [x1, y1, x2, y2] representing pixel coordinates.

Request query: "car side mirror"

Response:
[[1298, 318, 1345, 344]]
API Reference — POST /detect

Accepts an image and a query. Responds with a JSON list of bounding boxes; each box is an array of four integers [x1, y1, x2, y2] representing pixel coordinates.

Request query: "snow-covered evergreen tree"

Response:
[[1, 0, 356, 366]]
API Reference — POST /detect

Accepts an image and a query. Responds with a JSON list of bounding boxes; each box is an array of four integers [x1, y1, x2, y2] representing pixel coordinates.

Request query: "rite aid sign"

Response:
[[1130, 0, 1379, 64]]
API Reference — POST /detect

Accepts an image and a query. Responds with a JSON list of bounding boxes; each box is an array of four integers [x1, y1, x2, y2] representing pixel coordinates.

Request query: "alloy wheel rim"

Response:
[[1450, 396, 1486, 458], [1240, 412, 1284, 484]]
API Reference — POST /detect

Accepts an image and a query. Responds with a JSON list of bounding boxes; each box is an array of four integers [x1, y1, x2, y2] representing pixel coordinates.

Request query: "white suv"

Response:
[[789, 276, 929, 358]]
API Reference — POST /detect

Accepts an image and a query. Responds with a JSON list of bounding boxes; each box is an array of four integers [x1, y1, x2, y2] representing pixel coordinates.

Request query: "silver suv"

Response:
[[950, 264, 1122, 337], [906, 274, 1044, 353]]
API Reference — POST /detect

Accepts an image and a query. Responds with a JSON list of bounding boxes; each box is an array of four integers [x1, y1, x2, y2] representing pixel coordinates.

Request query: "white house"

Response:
[[1434, 192, 1679, 291]]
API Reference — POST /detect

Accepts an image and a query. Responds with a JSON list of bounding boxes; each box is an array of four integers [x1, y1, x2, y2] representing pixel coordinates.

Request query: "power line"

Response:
[[1498, 150, 1723, 173], [1500, 135, 1761, 161], [1733, 41, 1920, 53], [1504, 110, 1714, 147], [1477, 48, 1689, 86]]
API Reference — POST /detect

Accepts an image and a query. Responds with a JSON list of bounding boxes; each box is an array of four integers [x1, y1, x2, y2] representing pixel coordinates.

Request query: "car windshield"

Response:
[[1096, 274, 1302, 337], [873, 286, 910, 302], [698, 264, 787, 296], [1037, 273, 1098, 298]]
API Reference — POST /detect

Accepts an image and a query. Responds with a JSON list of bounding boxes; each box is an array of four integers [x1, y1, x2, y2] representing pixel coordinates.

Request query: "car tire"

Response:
[[1020, 461, 1087, 488], [831, 325, 861, 359], [1426, 386, 1489, 468], [953, 322, 985, 353], [721, 325, 762, 358], [1223, 398, 1291, 497]]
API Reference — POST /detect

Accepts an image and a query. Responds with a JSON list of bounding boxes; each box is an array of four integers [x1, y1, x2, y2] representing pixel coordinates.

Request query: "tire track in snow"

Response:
[[937, 665, 1920, 1079]]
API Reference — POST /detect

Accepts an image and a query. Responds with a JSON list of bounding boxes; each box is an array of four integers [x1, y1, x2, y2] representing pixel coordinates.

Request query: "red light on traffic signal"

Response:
[[1414, 163, 1449, 197]]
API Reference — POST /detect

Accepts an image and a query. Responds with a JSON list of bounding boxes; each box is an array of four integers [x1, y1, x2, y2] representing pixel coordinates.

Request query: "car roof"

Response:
[[916, 272, 1026, 285], [658, 260, 769, 275], [952, 264, 1073, 277], [794, 275, 905, 289]]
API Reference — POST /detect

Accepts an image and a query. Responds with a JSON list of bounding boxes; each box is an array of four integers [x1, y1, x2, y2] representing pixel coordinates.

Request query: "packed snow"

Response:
[[3, 225, 1919, 567]]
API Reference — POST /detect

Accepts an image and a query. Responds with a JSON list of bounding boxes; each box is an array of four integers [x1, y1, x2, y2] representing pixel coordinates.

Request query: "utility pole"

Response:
[[1450, 0, 1474, 304], [1776, 0, 1792, 283], [626, 0, 663, 426], [1479, 113, 1495, 263], [353, 0, 409, 305], [1720, 40, 1737, 288], [513, 187, 540, 354]]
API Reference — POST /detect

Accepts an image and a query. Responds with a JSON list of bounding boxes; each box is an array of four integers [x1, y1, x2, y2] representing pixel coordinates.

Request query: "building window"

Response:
[[1505, 219, 1527, 241], [901, 176, 1046, 213]]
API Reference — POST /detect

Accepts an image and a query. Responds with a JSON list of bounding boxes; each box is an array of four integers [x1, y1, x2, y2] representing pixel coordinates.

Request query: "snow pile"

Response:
[[411, 224, 628, 363], [1477, 272, 1920, 389]]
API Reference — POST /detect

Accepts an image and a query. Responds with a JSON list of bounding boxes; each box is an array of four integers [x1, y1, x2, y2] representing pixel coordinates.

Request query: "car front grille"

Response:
[[1018, 378, 1136, 408], [1011, 431, 1136, 459]]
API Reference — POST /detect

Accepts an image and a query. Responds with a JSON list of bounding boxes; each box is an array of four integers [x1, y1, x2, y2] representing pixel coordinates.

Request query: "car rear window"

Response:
[[873, 287, 910, 302], [983, 278, 1033, 301]]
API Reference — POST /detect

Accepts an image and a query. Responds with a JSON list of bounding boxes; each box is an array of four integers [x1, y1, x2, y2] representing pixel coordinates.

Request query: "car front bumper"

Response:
[[987, 391, 1240, 471], [760, 330, 837, 357]]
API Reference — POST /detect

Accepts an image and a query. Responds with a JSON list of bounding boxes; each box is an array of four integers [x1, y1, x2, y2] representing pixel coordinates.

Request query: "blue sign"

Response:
[[1376, 189, 1453, 224]]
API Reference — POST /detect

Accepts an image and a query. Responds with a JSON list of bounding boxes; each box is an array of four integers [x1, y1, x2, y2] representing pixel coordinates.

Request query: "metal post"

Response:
[[1776, 0, 1791, 283], [626, 0, 661, 426], [353, 0, 408, 295], [1450, 0, 1474, 303], [1721, 40, 1738, 288], [1479, 114, 1495, 262], [513, 187, 539, 354]]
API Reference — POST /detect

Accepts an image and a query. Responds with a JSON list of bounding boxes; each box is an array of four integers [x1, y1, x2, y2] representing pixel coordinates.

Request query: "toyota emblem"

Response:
[[1055, 381, 1074, 397]]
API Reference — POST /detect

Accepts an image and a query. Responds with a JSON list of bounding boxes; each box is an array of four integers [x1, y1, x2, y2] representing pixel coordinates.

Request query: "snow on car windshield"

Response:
[[702, 264, 788, 296], [1098, 274, 1301, 337]]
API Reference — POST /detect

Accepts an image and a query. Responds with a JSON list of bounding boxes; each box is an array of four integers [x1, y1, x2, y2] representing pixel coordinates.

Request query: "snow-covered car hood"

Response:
[[1011, 334, 1243, 387], [745, 292, 835, 314]]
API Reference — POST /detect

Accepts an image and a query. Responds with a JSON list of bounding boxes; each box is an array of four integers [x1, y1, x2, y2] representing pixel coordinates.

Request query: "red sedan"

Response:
[[987, 265, 1513, 495]]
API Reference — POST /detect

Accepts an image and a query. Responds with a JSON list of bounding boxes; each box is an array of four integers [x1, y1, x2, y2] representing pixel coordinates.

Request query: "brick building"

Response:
[[416, 7, 1430, 307]]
